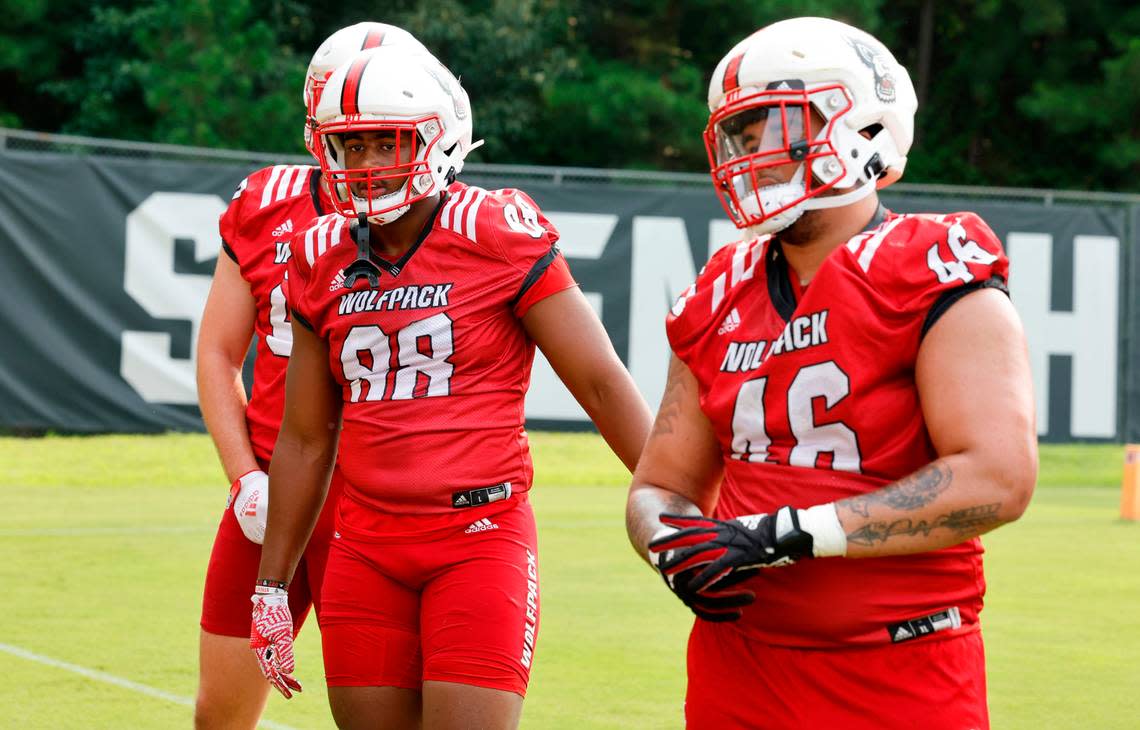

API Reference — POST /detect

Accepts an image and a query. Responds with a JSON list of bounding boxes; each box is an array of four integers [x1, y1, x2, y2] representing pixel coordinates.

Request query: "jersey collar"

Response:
[[367, 192, 448, 278], [766, 202, 891, 322]]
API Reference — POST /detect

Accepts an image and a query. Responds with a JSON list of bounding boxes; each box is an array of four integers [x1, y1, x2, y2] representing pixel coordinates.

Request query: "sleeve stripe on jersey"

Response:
[[304, 220, 318, 266], [462, 189, 487, 240], [439, 188, 466, 230], [288, 167, 307, 198], [272, 166, 298, 205], [440, 188, 485, 242], [851, 216, 907, 272], [320, 218, 346, 259], [259, 165, 310, 209], [711, 240, 762, 313], [306, 216, 341, 265], [510, 243, 560, 308], [261, 166, 286, 208]]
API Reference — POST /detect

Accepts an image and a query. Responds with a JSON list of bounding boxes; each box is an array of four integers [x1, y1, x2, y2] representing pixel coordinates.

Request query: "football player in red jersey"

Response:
[[625, 17, 1037, 729], [194, 23, 430, 729], [249, 45, 652, 729]]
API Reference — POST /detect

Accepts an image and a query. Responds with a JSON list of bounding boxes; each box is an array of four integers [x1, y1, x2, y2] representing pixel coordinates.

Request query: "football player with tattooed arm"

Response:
[[249, 45, 651, 729], [194, 23, 429, 729], [625, 17, 1036, 729]]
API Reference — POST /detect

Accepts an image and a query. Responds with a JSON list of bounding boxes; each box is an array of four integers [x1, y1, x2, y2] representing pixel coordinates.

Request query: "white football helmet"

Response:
[[705, 17, 917, 235], [302, 22, 427, 160], [313, 45, 475, 224]]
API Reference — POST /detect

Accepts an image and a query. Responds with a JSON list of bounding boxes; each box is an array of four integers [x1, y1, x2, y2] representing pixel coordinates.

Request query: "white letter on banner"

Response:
[[629, 217, 700, 409], [708, 219, 740, 260], [525, 212, 617, 421], [121, 192, 225, 404], [1007, 232, 1119, 438]]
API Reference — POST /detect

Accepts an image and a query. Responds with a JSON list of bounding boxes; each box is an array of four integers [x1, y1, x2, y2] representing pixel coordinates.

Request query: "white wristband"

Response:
[[798, 503, 847, 558]]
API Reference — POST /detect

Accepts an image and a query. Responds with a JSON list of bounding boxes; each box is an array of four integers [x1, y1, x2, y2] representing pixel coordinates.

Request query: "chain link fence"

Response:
[[6, 127, 1140, 205]]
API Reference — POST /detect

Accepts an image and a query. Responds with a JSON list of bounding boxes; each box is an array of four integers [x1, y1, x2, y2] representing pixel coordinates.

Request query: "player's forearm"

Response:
[[834, 452, 1035, 558], [258, 430, 337, 583], [625, 485, 703, 564], [575, 371, 653, 473], [197, 351, 258, 482]]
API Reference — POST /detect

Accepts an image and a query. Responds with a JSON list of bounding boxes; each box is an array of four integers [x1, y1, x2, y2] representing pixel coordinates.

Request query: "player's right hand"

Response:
[[229, 470, 269, 544], [647, 527, 756, 622], [250, 585, 302, 698]]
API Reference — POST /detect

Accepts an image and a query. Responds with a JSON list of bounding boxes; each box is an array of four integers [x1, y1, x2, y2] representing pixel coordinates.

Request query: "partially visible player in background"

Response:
[[626, 17, 1037, 729], [194, 22, 427, 730], [249, 45, 652, 729]]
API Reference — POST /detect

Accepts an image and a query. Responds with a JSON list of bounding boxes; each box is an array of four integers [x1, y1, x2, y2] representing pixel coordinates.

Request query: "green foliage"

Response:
[[2, 0, 1139, 190], [36, 0, 312, 152], [539, 58, 708, 169]]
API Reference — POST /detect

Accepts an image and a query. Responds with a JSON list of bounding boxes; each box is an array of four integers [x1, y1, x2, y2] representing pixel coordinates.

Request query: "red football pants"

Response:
[[686, 620, 988, 729], [319, 493, 539, 696]]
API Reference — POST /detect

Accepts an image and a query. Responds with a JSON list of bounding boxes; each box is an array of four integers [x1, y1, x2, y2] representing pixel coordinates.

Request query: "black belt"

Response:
[[887, 607, 961, 643], [452, 482, 512, 509]]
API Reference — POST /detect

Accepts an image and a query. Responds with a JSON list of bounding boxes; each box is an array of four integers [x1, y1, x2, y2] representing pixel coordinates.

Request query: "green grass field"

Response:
[[1, 435, 1137, 728]]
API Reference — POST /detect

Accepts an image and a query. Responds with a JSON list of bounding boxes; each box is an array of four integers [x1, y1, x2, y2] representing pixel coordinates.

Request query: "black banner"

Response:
[[0, 149, 1133, 441]]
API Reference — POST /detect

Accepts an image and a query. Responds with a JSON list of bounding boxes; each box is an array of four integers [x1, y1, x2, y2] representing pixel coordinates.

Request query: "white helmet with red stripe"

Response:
[[302, 22, 427, 160], [313, 45, 475, 224], [706, 17, 917, 235]]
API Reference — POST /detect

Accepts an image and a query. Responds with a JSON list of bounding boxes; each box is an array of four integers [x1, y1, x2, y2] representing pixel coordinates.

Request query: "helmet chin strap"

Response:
[[743, 163, 878, 237], [801, 178, 877, 211]]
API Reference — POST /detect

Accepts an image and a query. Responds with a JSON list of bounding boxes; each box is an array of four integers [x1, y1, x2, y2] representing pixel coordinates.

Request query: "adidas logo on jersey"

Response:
[[329, 269, 346, 291], [465, 518, 499, 534], [717, 308, 742, 335], [272, 219, 294, 238]]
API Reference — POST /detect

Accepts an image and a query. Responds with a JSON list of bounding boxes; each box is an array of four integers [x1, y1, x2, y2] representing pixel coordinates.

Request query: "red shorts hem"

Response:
[[422, 671, 527, 698]]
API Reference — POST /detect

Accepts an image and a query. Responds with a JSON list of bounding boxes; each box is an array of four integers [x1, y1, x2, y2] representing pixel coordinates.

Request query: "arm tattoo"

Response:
[[626, 488, 701, 555], [652, 359, 691, 437], [841, 462, 952, 518], [845, 502, 1003, 547]]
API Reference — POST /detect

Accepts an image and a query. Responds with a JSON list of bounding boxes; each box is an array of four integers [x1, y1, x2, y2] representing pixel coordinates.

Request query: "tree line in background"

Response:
[[2, 0, 1137, 192]]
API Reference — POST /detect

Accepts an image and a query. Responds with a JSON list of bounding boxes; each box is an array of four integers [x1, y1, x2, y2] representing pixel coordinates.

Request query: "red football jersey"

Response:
[[667, 209, 1010, 648], [286, 183, 577, 515], [218, 164, 332, 462]]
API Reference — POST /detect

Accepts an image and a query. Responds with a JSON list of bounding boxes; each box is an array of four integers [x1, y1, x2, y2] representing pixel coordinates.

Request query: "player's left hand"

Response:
[[650, 507, 815, 595], [229, 469, 269, 544], [250, 586, 302, 699]]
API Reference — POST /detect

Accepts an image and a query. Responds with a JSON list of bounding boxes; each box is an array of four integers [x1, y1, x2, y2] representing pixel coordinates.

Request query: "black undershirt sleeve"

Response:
[[921, 276, 1009, 339], [290, 308, 314, 331], [509, 243, 561, 309]]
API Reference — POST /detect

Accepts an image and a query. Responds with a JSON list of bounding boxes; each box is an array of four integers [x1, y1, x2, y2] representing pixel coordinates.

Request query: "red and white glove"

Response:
[[228, 470, 269, 544], [250, 584, 302, 698]]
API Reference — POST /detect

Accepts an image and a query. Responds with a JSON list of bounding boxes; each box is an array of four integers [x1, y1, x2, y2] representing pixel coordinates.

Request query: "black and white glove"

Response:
[[646, 550, 758, 622], [648, 505, 846, 621]]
